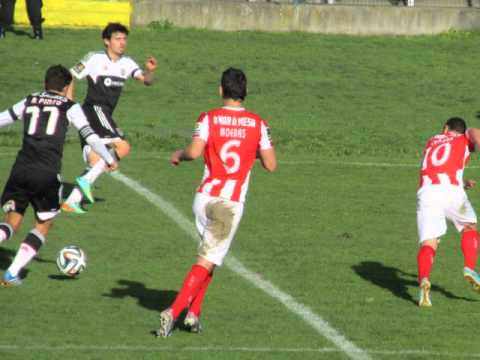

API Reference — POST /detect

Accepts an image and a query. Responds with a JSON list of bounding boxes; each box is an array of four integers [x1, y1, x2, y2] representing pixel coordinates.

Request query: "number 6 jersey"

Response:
[[419, 131, 475, 189], [193, 106, 273, 203]]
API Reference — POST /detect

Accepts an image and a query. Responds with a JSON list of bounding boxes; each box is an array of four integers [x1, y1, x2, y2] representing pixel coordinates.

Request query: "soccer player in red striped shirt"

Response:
[[155, 67, 276, 337], [417, 117, 480, 306]]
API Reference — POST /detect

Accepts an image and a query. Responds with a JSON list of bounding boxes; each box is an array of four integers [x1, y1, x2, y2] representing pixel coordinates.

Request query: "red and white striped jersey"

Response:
[[193, 106, 273, 203], [419, 131, 475, 189]]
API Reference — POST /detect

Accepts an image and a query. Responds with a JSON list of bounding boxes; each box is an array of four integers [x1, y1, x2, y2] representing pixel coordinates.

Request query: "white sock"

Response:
[[65, 187, 83, 204], [84, 159, 106, 184], [8, 243, 37, 276]]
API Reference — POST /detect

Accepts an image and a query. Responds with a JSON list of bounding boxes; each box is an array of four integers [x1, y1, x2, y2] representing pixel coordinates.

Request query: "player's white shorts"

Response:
[[193, 192, 244, 266], [417, 185, 477, 242]]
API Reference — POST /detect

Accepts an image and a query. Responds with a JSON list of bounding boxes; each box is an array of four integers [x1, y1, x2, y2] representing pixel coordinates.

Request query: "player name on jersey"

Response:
[[31, 96, 65, 106], [213, 115, 256, 127], [214, 115, 257, 139]]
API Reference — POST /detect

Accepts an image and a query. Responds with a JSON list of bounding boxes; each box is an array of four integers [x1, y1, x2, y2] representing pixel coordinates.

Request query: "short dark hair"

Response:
[[102, 22, 129, 40], [44, 65, 72, 92], [445, 117, 467, 134], [221, 67, 247, 101]]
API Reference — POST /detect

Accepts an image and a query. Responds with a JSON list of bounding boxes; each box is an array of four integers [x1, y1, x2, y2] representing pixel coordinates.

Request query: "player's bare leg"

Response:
[[461, 223, 480, 291], [417, 238, 438, 307], [63, 140, 130, 212], [0, 211, 23, 244], [2, 219, 52, 286]]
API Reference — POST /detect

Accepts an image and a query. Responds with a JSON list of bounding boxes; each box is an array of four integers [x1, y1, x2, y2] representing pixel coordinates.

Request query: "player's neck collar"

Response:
[[105, 50, 123, 62], [222, 106, 245, 111]]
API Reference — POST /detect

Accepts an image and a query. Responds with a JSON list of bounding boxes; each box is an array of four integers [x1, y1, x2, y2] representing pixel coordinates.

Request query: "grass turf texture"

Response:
[[0, 26, 480, 359]]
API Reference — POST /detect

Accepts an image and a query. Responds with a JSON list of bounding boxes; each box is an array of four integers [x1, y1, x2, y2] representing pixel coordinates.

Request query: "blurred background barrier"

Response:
[[9, 0, 480, 34], [132, 0, 480, 35], [13, 0, 131, 28]]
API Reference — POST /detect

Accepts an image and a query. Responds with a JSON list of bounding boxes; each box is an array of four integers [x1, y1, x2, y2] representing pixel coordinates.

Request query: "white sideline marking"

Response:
[[0, 149, 478, 169], [125, 153, 480, 169], [0, 345, 479, 358], [110, 171, 371, 360]]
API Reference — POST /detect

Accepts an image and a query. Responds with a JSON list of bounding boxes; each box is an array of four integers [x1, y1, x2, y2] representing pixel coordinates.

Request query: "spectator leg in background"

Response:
[[0, 0, 16, 37], [26, 0, 42, 39]]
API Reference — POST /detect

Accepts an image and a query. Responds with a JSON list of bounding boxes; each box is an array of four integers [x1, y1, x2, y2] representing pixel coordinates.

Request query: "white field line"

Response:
[[110, 171, 371, 360], [123, 153, 480, 168], [1, 150, 479, 169], [0, 345, 479, 358]]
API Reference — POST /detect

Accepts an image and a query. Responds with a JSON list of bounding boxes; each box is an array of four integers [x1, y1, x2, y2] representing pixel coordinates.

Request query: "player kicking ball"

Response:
[[62, 22, 157, 213], [0, 65, 117, 285], [417, 117, 480, 306], [155, 68, 276, 337]]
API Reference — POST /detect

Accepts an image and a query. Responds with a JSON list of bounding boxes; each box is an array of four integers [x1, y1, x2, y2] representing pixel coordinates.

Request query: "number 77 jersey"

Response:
[[193, 106, 273, 203], [419, 131, 475, 188]]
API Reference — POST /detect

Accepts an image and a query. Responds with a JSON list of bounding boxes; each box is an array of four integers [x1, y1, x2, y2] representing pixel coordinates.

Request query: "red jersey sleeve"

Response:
[[192, 112, 209, 141]]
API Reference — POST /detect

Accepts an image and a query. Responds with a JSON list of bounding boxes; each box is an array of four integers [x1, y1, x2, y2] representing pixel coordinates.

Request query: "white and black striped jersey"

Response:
[[71, 51, 143, 113], [0, 92, 97, 173]]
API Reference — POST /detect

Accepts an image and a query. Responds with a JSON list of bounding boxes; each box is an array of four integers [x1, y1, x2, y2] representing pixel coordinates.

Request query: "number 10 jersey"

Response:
[[419, 132, 475, 189]]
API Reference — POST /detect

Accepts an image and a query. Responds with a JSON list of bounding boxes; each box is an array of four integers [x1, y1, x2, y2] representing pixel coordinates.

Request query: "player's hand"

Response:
[[465, 179, 476, 189], [106, 161, 119, 172], [171, 150, 183, 166], [145, 56, 157, 72]]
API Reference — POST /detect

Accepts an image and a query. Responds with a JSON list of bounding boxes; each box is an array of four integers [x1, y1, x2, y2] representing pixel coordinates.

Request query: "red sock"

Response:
[[189, 273, 213, 316], [170, 265, 209, 319], [417, 245, 436, 282], [461, 230, 478, 270]]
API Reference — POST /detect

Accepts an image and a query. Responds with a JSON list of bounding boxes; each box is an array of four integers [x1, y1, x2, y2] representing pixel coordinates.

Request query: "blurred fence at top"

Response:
[[246, 0, 480, 8]]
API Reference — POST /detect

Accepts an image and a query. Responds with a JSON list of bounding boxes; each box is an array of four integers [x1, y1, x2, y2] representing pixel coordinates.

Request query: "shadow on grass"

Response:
[[103, 280, 178, 312], [103, 280, 198, 335], [4, 26, 32, 38], [48, 274, 81, 281], [0, 247, 54, 281], [352, 261, 478, 305]]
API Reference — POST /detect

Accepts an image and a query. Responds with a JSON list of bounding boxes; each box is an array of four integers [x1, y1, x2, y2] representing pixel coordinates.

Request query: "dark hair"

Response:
[[44, 65, 72, 92], [102, 22, 129, 40], [445, 117, 467, 134], [221, 67, 247, 101]]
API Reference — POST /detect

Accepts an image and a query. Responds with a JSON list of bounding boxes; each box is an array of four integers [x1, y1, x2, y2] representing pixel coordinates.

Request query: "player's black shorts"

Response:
[[1, 165, 62, 222], [80, 104, 125, 149]]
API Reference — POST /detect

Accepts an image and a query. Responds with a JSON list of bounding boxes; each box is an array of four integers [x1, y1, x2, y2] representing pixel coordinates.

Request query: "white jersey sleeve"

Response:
[[0, 98, 26, 127], [127, 57, 143, 79], [66, 103, 89, 127], [259, 120, 273, 150], [71, 52, 96, 80], [193, 113, 209, 142]]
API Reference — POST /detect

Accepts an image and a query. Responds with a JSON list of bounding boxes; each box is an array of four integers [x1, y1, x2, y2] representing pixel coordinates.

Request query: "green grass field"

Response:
[[1, 26, 480, 359]]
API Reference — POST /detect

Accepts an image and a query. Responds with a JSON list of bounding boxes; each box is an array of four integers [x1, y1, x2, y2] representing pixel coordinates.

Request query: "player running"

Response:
[[0, 65, 117, 286], [417, 117, 480, 306], [155, 67, 277, 337], [62, 22, 157, 213]]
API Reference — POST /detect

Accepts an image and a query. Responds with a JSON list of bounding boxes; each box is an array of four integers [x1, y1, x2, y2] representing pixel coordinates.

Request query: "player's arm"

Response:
[[257, 120, 277, 172], [68, 53, 93, 100], [67, 104, 118, 171], [258, 148, 277, 173], [171, 138, 206, 166], [467, 128, 480, 149], [134, 56, 157, 86], [0, 99, 26, 128], [171, 113, 209, 165]]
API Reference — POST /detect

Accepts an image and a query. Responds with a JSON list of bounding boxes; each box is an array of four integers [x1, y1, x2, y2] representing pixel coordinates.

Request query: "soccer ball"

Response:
[[56, 246, 87, 276]]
